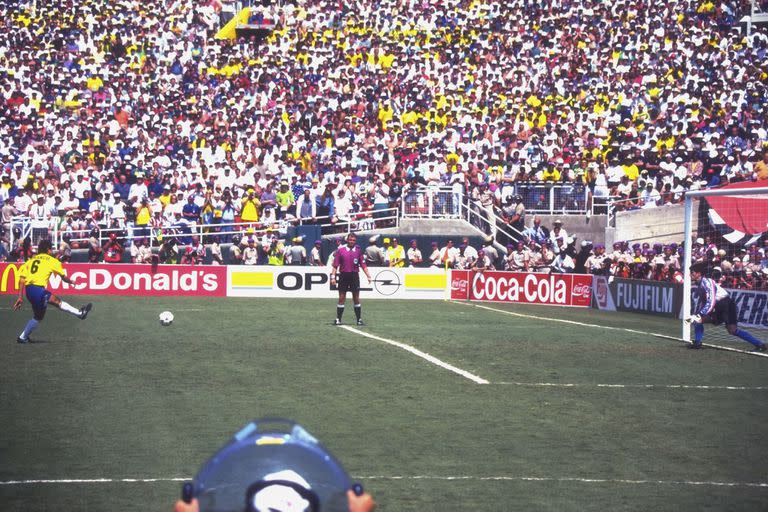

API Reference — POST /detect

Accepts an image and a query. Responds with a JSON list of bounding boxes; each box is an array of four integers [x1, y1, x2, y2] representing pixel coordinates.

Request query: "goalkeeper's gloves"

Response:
[[686, 314, 702, 324]]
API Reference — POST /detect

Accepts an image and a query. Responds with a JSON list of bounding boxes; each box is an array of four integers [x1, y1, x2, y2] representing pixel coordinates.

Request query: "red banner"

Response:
[[451, 270, 592, 307], [0, 263, 227, 297], [706, 181, 768, 236]]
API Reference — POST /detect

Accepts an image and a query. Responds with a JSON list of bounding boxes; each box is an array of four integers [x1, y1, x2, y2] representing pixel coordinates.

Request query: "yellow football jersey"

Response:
[[21, 253, 65, 287]]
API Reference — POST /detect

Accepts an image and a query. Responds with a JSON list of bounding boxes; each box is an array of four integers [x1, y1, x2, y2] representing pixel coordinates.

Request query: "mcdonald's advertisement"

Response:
[[0, 263, 227, 297]]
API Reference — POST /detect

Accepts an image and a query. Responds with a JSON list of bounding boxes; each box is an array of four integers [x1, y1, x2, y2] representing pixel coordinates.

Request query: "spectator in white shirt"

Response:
[[640, 183, 661, 208], [549, 219, 569, 254]]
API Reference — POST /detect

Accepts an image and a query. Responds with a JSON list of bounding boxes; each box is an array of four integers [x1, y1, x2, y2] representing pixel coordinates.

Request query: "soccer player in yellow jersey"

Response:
[[12, 239, 92, 343]]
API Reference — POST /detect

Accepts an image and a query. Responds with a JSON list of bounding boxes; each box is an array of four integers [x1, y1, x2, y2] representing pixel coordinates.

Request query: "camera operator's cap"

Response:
[[553, 219, 562, 225], [369, 235, 379, 243], [383, 237, 390, 243], [190, 419, 352, 512]]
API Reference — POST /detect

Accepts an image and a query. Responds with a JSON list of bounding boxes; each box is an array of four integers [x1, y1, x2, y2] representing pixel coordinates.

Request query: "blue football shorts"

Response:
[[25, 285, 52, 317]]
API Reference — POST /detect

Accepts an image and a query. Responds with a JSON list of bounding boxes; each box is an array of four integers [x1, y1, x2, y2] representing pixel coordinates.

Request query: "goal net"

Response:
[[682, 183, 768, 353]]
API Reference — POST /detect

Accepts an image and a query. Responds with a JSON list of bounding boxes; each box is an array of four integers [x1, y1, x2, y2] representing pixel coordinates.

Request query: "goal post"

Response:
[[682, 185, 768, 346]]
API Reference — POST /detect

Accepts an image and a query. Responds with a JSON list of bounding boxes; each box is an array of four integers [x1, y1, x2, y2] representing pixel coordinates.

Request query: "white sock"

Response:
[[20, 319, 39, 340], [59, 301, 81, 317]]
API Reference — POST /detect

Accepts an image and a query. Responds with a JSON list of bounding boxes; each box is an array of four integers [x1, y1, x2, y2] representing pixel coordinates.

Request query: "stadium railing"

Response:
[[466, 201, 527, 251], [400, 186, 463, 219], [514, 182, 590, 215], [9, 208, 401, 249], [9, 215, 60, 247], [399, 187, 524, 249]]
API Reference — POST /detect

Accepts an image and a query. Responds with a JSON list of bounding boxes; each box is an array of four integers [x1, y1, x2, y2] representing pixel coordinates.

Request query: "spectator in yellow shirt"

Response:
[[386, 237, 406, 267], [240, 189, 261, 224], [541, 166, 561, 182]]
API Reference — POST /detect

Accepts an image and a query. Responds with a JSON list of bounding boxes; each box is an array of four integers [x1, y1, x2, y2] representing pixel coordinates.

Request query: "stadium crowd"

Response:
[[1, 0, 767, 285]]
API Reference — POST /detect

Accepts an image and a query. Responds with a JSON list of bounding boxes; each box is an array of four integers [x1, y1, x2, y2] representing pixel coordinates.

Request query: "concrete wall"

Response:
[[610, 203, 698, 246], [532, 214, 608, 245], [378, 216, 608, 248], [397, 218, 481, 237]]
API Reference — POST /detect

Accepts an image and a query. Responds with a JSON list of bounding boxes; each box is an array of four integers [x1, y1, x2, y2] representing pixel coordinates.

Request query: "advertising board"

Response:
[[0, 263, 227, 297], [227, 266, 447, 300], [450, 270, 592, 307]]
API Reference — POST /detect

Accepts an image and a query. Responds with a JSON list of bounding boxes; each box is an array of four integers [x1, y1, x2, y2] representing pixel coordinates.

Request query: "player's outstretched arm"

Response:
[[13, 276, 26, 310], [60, 275, 77, 285]]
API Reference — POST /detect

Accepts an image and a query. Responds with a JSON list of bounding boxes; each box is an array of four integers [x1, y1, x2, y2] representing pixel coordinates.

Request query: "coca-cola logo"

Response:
[[472, 272, 567, 304], [572, 283, 591, 298], [451, 278, 468, 292]]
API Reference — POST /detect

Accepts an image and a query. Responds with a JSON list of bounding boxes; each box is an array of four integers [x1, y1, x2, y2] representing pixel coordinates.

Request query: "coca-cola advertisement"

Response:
[[451, 269, 592, 307], [450, 271, 470, 300], [0, 263, 227, 297]]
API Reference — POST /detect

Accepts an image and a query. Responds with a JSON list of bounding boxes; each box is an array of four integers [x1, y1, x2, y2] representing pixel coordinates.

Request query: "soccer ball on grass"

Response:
[[159, 311, 174, 326]]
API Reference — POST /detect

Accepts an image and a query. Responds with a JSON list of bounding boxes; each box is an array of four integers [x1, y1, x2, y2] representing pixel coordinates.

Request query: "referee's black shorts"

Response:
[[337, 272, 360, 293], [711, 297, 738, 326]]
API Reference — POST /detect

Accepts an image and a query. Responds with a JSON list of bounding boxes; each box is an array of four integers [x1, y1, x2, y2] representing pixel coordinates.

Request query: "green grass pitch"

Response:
[[1, 296, 767, 511]]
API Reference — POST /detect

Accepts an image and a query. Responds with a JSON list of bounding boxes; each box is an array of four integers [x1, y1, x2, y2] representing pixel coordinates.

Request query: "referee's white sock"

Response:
[[59, 301, 81, 317], [20, 319, 39, 340]]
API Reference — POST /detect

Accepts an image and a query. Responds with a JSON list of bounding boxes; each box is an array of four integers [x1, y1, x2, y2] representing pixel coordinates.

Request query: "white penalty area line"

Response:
[[340, 322, 764, 389], [360, 475, 768, 488], [340, 325, 489, 384], [453, 301, 768, 358], [0, 477, 188, 485], [2, 475, 765, 489], [493, 382, 768, 391]]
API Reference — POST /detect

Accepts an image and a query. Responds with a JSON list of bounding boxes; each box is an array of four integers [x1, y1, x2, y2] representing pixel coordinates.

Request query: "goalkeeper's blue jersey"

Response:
[[697, 277, 729, 316]]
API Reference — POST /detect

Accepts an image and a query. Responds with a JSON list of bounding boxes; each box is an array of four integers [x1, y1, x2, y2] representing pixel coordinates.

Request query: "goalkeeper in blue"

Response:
[[687, 262, 766, 351]]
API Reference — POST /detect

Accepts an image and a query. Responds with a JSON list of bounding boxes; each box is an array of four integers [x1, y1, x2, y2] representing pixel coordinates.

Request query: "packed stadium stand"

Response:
[[1, 0, 767, 287]]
